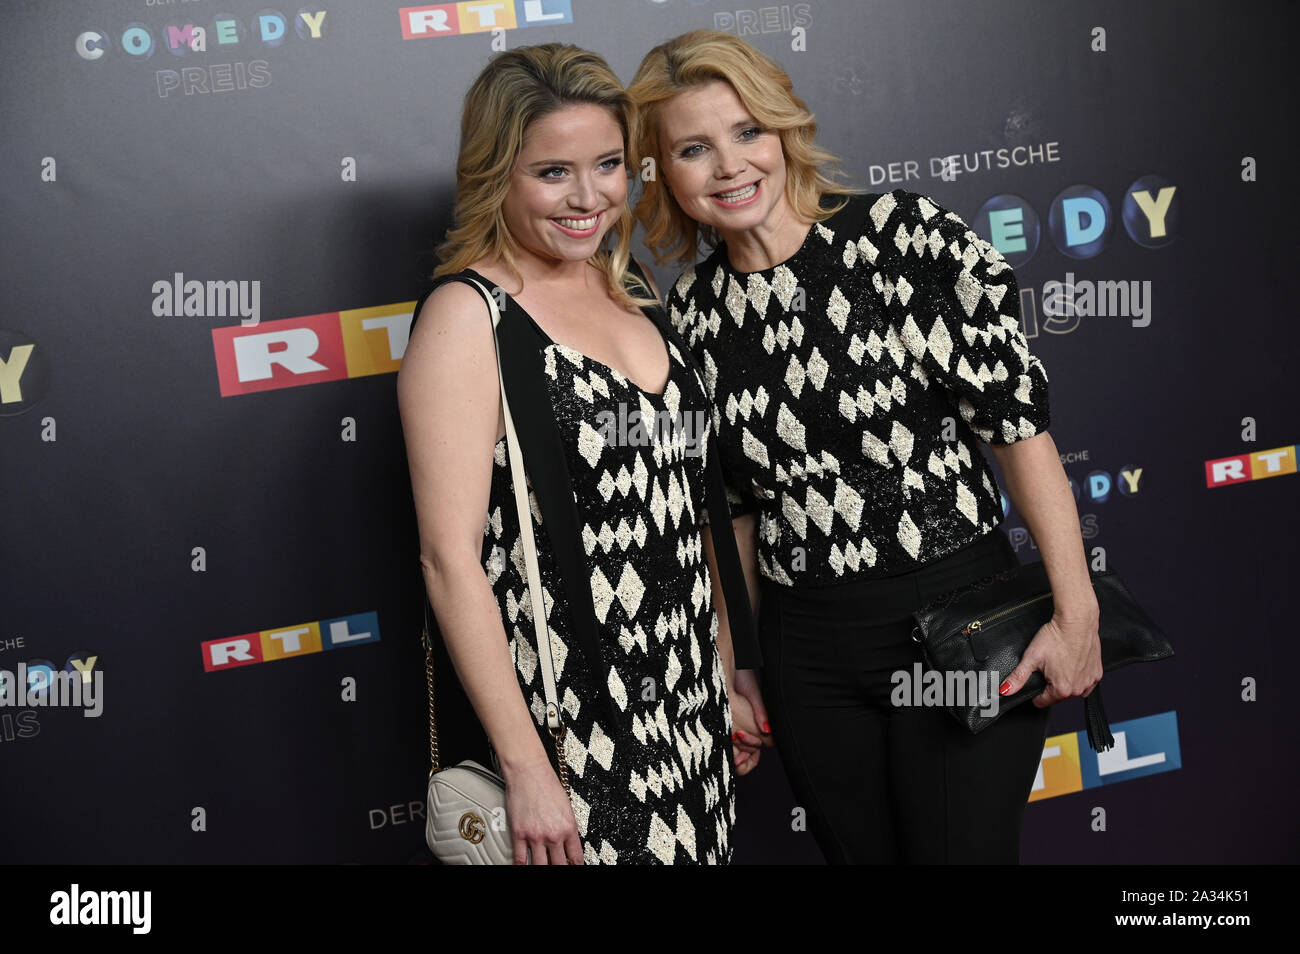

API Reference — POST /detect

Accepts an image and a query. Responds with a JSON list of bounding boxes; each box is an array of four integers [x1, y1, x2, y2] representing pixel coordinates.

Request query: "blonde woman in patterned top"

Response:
[[399, 43, 759, 864], [628, 30, 1101, 863]]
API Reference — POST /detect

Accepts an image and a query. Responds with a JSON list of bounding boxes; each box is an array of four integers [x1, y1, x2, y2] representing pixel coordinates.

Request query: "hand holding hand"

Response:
[[729, 668, 775, 775]]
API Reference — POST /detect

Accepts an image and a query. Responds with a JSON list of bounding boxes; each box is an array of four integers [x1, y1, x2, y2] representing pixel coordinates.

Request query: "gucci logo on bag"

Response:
[[458, 811, 487, 844]]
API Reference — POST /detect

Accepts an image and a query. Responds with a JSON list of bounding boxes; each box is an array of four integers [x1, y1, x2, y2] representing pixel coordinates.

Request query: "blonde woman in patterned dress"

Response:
[[398, 43, 760, 865]]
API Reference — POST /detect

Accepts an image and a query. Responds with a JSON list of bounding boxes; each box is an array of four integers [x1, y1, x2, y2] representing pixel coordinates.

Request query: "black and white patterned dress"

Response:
[[444, 269, 736, 864]]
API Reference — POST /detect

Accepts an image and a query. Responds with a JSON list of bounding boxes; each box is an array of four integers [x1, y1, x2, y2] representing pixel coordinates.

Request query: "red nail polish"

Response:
[[761, 721, 771, 733], [999, 680, 1012, 696]]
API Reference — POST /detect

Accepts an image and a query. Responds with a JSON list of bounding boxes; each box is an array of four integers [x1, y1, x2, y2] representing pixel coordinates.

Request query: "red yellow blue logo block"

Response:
[[202, 611, 379, 672], [1029, 711, 1180, 802], [1204, 444, 1297, 488], [212, 304, 414, 396], [398, 1, 574, 40]]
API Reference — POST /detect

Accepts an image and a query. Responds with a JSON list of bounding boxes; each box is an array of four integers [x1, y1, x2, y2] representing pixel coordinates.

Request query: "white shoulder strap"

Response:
[[465, 278, 563, 734]]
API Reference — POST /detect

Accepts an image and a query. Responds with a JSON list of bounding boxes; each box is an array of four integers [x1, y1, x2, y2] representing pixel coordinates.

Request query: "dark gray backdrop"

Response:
[[1, 0, 1295, 863]]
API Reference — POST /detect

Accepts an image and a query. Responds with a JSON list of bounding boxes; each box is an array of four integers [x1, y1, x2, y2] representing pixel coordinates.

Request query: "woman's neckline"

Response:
[[715, 216, 819, 278], [712, 192, 860, 278], [461, 267, 674, 399]]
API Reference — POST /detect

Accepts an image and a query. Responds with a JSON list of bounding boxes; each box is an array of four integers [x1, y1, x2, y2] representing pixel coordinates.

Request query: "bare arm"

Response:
[[991, 430, 1102, 704], [397, 280, 581, 864], [991, 431, 1096, 619]]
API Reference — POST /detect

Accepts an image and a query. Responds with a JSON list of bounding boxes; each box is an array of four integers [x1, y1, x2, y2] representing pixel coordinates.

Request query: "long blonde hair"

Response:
[[434, 43, 656, 308], [627, 30, 860, 266]]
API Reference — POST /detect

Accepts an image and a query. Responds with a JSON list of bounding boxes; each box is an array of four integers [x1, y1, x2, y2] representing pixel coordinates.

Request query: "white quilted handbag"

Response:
[[423, 277, 570, 865]]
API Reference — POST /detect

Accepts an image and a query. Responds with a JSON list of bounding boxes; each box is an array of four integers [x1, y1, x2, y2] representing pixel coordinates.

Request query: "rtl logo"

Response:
[[202, 611, 380, 671], [211, 304, 413, 396], [1204, 444, 1297, 488]]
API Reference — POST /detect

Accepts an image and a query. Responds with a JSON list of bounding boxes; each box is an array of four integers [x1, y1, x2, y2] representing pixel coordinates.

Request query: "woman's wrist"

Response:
[[496, 735, 554, 781], [1051, 587, 1100, 625]]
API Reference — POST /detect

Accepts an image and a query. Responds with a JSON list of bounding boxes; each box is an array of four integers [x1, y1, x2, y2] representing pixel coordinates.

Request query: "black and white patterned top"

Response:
[[665, 188, 1051, 586], [422, 269, 737, 864]]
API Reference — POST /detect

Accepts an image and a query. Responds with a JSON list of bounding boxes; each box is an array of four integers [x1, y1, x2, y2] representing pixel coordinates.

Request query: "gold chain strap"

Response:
[[423, 596, 570, 792], [424, 602, 440, 778], [550, 723, 571, 795]]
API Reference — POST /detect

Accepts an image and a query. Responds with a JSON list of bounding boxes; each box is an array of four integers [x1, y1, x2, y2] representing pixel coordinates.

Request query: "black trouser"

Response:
[[758, 528, 1051, 864]]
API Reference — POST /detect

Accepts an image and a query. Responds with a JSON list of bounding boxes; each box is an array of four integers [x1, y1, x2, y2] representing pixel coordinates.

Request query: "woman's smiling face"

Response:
[[656, 79, 788, 235], [501, 103, 628, 267]]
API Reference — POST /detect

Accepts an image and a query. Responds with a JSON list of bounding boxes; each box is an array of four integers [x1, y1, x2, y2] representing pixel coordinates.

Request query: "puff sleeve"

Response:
[[884, 189, 1051, 446]]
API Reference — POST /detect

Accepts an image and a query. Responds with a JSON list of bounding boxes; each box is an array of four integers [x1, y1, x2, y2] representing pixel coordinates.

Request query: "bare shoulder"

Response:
[[420, 277, 490, 327], [398, 278, 497, 392], [407, 279, 496, 351]]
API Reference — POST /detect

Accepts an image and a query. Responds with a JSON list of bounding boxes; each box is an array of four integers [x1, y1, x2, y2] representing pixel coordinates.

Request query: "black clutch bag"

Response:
[[911, 562, 1174, 752]]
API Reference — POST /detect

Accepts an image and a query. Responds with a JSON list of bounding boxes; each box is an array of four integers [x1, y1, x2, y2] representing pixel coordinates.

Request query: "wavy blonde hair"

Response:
[[628, 30, 860, 266], [434, 43, 656, 308]]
